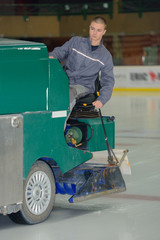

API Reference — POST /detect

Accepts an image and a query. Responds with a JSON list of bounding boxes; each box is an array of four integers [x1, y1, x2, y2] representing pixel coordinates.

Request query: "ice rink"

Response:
[[0, 92, 160, 240]]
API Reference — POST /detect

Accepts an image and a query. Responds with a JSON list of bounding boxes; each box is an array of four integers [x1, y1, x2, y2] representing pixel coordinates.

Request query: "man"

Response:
[[49, 16, 114, 111]]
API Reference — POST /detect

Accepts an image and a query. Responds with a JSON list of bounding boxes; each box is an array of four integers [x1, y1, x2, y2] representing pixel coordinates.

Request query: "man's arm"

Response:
[[49, 37, 74, 62], [93, 56, 115, 108]]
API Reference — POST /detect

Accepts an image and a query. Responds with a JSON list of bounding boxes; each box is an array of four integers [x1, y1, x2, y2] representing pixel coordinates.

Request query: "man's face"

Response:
[[89, 21, 106, 45]]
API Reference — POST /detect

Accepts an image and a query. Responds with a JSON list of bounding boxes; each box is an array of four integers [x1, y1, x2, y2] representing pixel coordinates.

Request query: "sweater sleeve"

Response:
[[96, 54, 115, 105], [49, 37, 74, 62]]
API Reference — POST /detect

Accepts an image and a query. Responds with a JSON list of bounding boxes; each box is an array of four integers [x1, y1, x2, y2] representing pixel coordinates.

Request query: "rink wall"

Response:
[[114, 66, 160, 91]]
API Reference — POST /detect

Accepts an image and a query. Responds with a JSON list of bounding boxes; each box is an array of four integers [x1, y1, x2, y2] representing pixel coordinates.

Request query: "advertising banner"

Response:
[[114, 66, 160, 90]]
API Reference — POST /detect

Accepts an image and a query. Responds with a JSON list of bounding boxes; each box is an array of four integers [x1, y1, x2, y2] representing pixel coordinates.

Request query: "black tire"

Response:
[[9, 160, 56, 224]]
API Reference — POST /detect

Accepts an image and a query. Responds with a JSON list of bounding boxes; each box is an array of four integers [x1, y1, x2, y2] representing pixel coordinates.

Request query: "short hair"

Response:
[[90, 16, 107, 29]]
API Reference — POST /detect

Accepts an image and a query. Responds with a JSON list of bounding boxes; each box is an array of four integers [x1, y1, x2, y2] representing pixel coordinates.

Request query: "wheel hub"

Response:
[[33, 185, 43, 201]]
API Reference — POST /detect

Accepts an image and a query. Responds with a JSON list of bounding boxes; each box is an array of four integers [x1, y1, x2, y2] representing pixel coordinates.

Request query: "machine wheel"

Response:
[[9, 160, 56, 224]]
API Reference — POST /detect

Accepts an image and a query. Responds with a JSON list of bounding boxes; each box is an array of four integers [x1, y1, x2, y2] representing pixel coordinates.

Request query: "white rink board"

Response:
[[114, 66, 160, 89]]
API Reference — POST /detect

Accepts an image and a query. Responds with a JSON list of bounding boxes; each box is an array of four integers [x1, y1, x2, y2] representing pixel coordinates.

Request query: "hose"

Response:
[[99, 109, 118, 165]]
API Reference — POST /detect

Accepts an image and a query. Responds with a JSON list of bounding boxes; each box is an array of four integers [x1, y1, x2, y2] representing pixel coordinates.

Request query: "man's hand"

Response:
[[92, 100, 103, 109]]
